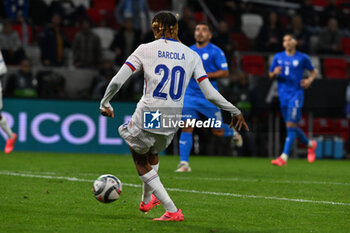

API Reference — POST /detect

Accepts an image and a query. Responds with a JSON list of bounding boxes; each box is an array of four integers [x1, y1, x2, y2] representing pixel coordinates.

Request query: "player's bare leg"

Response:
[[176, 125, 193, 172], [131, 148, 183, 221]]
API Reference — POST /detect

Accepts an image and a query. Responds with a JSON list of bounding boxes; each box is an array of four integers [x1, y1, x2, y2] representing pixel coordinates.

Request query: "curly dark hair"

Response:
[[151, 11, 179, 41]]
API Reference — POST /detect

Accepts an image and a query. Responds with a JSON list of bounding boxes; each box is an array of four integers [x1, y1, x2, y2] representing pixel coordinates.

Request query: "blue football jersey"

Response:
[[269, 51, 314, 107], [185, 42, 228, 98]]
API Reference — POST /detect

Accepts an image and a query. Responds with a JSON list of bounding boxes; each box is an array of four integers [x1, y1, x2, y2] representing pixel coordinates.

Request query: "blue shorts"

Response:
[[280, 106, 302, 123], [182, 95, 222, 128]]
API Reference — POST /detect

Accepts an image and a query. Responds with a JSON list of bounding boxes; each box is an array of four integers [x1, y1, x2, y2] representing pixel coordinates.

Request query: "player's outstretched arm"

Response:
[[198, 78, 249, 131], [100, 64, 133, 118]]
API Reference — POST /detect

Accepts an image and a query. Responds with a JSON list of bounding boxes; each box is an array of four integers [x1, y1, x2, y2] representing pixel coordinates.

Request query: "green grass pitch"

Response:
[[0, 152, 349, 233]]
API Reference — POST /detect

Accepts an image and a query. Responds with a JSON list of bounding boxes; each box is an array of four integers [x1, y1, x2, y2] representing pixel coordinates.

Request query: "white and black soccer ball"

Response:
[[93, 174, 122, 203]]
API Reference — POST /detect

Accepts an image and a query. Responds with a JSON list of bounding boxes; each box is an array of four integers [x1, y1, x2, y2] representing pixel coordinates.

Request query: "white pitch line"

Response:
[[165, 187, 350, 206], [166, 176, 350, 186], [0, 171, 349, 207], [10, 170, 350, 187], [0, 171, 141, 188]]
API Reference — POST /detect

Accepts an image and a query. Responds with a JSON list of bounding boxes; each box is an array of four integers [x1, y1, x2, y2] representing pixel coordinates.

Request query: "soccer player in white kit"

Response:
[[0, 51, 17, 154], [100, 11, 249, 221]]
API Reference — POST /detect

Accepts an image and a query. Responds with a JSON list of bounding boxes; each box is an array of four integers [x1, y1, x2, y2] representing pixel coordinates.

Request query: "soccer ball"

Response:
[[93, 174, 122, 203]]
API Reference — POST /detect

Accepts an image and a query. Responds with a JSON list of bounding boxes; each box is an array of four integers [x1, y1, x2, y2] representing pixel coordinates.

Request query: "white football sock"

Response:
[[151, 162, 159, 173], [140, 169, 177, 213], [142, 162, 159, 204], [281, 153, 288, 161], [180, 161, 189, 165], [0, 116, 13, 139], [308, 140, 313, 148]]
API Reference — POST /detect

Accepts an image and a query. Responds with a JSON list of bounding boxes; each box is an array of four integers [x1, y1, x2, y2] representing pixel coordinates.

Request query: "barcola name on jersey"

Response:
[[158, 50, 185, 60], [163, 118, 222, 128]]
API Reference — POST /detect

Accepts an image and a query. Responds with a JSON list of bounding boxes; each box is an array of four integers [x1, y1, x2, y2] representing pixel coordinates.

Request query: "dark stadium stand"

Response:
[[241, 55, 266, 77], [323, 58, 348, 79]]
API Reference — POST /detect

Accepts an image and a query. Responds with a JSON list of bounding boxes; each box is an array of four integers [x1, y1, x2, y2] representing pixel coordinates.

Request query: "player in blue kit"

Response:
[[270, 34, 318, 166], [176, 23, 242, 172]]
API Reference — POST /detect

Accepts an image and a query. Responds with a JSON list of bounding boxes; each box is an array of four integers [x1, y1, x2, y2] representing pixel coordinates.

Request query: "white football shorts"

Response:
[[118, 120, 175, 154], [0, 82, 3, 110]]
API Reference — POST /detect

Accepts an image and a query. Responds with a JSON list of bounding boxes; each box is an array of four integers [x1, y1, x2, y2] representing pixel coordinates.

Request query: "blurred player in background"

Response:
[[269, 34, 317, 166], [100, 11, 248, 221], [0, 51, 17, 153], [176, 23, 242, 172]]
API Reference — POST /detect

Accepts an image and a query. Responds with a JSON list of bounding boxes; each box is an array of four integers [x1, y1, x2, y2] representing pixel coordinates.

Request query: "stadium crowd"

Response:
[[0, 0, 349, 156], [0, 0, 350, 100], [0, 0, 349, 98]]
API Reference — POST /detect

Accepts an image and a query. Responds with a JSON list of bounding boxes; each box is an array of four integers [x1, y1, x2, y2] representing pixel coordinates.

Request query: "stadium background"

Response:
[[0, 0, 349, 158]]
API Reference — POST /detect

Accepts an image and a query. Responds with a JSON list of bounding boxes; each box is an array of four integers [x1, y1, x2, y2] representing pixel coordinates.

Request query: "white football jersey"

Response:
[[125, 38, 208, 135], [0, 51, 7, 101], [0, 51, 7, 76]]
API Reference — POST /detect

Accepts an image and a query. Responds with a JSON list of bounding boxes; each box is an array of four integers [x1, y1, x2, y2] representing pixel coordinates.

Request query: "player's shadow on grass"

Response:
[[169, 223, 275, 233], [91, 212, 146, 220], [149, 223, 259, 233]]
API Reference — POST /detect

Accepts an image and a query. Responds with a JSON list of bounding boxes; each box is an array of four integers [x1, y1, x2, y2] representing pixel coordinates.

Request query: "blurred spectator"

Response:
[[180, 18, 197, 46], [115, 0, 150, 35], [346, 82, 350, 153], [90, 58, 141, 101], [223, 0, 242, 31], [318, 18, 343, 54], [91, 60, 116, 100], [3, 0, 29, 19], [321, 0, 345, 28], [15, 15, 31, 46], [49, 0, 87, 26], [240, 1, 259, 14], [185, 0, 201, 11], [5, 58, 38, 98], [256, 11, 283, 52], [344, 23, 350, 38], [92, 22, 115, 50], [39, 13, 66, 66], [0, 3, 5, 20], [0, 20, 26, 65], [171, 0, 187, 13], [286, 15, 310, 52], [298, 0, 319, 29], [212, 21, 235, 69], [110, 18, 141, 67], [141, 29, 156, 44], [225, 72, 258, 156], [37, 70, 65, 99], [72, 18, 102, 69], [28, 0, 49, 26], [178, 6, 196, 46], [207, 0, 242, 30]]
